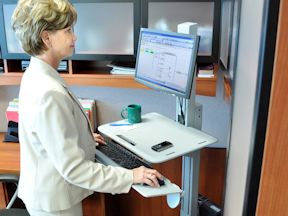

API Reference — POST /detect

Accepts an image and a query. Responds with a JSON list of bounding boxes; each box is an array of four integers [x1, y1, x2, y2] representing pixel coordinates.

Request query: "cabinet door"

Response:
[[141, 0, 221, 63], [2, 4, 23, 53], [74, 2, 134, 55]]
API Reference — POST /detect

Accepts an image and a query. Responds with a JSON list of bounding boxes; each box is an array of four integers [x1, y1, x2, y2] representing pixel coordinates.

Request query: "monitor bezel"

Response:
[[134, 28, 199, 99], [141, 0, 220, 64]]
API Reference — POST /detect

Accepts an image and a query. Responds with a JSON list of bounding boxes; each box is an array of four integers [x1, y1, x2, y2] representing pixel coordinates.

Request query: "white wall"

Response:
[[223, 0, 265, 215]]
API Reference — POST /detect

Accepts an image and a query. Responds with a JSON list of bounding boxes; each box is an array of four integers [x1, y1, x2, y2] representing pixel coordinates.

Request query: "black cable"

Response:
[[179, 98, 185, 125]]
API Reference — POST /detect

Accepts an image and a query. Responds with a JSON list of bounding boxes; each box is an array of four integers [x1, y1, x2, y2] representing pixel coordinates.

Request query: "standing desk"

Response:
[[98, 112, 217, 215]]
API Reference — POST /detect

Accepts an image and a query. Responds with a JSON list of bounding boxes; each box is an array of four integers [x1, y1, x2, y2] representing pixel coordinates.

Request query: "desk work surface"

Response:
[[98, 112, 218, 164], [0, 133, 20, 175]]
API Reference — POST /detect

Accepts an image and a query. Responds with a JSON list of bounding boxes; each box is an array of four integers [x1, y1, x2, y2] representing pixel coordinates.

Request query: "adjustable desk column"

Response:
[[177, 101, 202, 216], [177, 74, 204, 216]]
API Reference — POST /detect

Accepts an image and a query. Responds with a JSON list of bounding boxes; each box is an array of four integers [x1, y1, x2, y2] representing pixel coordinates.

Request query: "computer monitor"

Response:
[[135, 28, 199, 99]]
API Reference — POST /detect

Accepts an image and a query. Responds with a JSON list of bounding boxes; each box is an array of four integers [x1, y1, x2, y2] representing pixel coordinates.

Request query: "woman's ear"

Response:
[[41, 30, 51, 48]]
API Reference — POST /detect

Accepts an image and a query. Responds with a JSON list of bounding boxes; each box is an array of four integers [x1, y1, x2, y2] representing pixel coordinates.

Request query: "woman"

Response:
[[12, 0, 163, 215]]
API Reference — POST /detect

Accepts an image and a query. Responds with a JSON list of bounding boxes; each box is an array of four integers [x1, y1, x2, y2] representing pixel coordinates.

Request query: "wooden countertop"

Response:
[[0, 133, 20, 175]]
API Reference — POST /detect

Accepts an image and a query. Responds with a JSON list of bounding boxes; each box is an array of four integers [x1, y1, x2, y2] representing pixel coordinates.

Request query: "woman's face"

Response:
[[48, 26, 77, 60]]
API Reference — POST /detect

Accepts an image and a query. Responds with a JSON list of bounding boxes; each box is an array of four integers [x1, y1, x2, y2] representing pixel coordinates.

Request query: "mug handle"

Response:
[[121, 108, 128, 119]]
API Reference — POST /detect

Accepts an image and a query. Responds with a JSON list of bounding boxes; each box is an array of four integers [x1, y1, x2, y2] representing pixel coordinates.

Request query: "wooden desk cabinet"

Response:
[[0, 59, 218, 96]]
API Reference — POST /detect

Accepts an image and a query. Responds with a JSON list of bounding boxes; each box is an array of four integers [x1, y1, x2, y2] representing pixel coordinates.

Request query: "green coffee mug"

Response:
[[121, 104, 142, 123]]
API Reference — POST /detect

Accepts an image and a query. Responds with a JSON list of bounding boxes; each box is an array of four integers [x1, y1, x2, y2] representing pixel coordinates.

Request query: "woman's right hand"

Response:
[[132, 166, 163, 187]]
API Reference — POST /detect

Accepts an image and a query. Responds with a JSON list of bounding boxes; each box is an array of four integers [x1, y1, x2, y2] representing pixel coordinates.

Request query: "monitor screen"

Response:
[[135, 28, 199, 99]]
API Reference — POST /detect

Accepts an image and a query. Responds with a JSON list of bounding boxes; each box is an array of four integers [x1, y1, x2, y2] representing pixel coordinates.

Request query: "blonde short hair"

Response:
[[12, 0, 77, 56]]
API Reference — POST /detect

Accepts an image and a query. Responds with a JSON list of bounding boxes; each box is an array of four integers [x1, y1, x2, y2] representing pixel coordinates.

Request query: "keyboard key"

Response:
[[97, 138, 151, 169]]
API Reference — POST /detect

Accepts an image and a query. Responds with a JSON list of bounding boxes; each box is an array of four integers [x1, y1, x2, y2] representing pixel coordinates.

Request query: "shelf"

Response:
[[0, 59, 218, 96], [62, 74, 148, 89], [0, 73, 147, 89], [195, 64, 218, 97]]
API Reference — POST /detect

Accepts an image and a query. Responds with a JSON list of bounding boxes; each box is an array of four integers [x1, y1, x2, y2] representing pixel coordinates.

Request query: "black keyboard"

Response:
[[97, 138, 152, 169]]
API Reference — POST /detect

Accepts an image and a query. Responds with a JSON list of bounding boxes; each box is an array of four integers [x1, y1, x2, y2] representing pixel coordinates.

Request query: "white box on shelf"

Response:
[[177, 22, 198, 35]]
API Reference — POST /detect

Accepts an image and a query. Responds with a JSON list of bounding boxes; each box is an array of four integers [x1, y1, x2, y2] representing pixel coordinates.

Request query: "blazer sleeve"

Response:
[[34, 90, 133, 194]]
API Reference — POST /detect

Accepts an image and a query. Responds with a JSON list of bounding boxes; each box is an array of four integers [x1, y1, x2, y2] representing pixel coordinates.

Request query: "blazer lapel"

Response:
[[64, 86, 95, 137]]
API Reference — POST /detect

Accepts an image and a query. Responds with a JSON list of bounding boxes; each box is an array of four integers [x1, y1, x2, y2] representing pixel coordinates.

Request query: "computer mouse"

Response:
[[143, 178, 165, 187], [157, 177, 165, 186]]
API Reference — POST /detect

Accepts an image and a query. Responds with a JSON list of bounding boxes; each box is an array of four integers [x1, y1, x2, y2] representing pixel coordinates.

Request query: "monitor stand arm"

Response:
[[176, 67, 203, 216]]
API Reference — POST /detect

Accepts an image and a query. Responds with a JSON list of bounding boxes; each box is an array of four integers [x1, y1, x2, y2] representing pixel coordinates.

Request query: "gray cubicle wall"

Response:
[[69, 86, 176, 124], [0, 86, 176, 131], [196, 69, 231, 148], [0, 71, 230, 148]]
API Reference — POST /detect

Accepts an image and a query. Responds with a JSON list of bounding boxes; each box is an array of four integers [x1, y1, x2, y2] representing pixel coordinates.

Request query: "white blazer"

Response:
[[18, 57, 133, 212]]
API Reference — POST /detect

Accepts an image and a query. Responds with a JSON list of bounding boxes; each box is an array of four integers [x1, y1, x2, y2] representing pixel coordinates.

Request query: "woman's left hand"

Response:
[[93, 133, 106, 145]]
